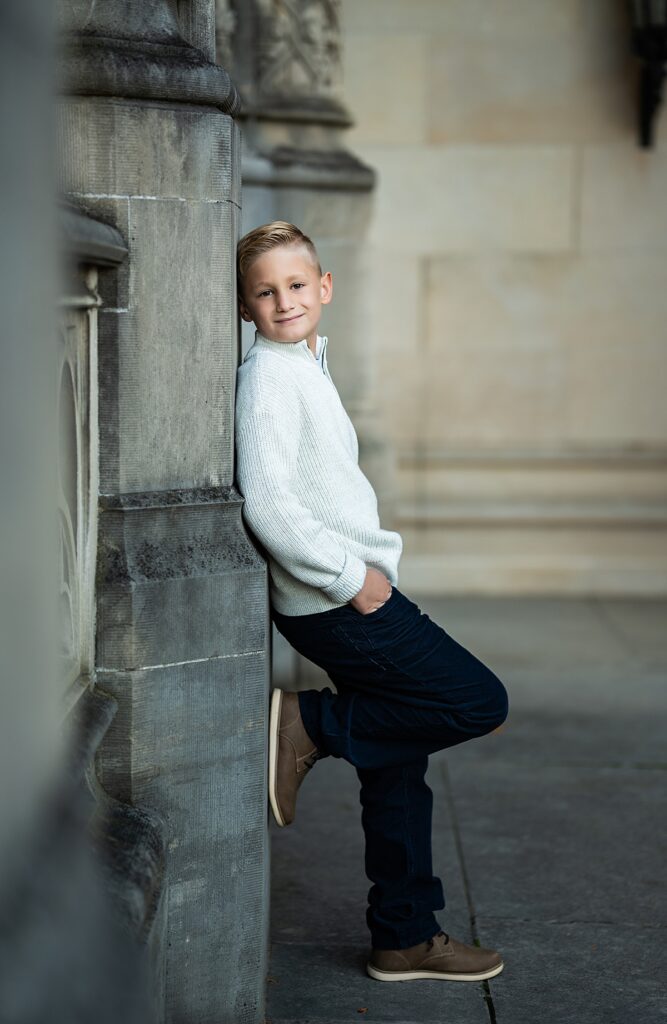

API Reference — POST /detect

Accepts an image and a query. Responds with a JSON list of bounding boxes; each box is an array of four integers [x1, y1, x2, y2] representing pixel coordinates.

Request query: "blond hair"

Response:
[[237, 221, 322, 299]]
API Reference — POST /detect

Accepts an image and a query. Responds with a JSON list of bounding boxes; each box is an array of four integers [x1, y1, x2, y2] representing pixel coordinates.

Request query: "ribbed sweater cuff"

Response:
[[320, 551, 368, 604]]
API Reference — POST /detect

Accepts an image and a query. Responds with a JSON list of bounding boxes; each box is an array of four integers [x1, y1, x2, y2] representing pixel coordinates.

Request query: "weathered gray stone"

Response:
[[60, 200, 128, 266], [96, 488, 264, 668], [58, 99, 242, 496], [225, 0, 351, 127], [58, 98, 240, 204], [96, 648, 269, 1022], [58, 1, 239, 115], [57, 5, 266, 1021], [93, 485, 269, 1021]]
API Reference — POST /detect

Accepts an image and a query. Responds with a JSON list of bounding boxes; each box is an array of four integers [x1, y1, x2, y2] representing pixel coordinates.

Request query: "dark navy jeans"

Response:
[[270, 585, 509, 951]]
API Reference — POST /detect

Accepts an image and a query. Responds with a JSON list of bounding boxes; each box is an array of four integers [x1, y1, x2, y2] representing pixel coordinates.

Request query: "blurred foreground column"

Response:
[[57, 3, 270, 1022], [0, 5, 155, 1023]]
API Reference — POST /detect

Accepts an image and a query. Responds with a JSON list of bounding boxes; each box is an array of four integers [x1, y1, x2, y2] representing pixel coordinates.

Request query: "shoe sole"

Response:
[[365, 961, 504, 983], [268, 688, 287, 827]]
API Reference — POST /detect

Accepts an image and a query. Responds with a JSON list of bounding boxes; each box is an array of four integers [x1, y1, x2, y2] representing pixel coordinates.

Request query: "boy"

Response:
[[234, 221, 508, 983]]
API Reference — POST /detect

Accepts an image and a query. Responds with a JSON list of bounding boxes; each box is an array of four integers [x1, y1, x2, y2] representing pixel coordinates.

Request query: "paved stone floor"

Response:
[[265, 596, 667, 1024]]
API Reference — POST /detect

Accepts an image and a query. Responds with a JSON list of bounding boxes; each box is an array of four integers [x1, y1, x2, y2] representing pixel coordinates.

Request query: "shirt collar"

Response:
[[252, 330, 328, 369]]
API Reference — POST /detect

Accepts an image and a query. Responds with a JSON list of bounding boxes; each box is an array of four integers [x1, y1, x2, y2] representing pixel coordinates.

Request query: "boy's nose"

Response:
[[275, 292, 295, 312]]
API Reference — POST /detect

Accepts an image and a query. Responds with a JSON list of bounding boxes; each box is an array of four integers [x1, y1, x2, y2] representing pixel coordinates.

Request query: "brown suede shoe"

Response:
[[268, 688, 322, 827], [366, 929, 504, 982]]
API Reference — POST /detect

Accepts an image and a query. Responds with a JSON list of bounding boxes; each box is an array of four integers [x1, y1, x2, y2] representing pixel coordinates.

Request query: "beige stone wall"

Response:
[[340, 0, 667, 595]]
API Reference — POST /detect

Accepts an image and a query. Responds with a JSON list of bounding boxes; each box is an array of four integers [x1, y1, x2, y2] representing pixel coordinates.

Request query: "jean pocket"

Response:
[[330, 589, 404, 670], [330, 618, 389, 672]]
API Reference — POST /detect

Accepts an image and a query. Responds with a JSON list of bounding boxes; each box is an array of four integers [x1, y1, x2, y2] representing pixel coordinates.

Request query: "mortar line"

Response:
[[97, 649, 265, 673], [441, 758, 498, 1024]]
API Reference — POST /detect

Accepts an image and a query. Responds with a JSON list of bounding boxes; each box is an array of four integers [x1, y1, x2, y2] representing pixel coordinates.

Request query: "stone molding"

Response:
[[59, 34, 240, 115], [256, 0, 343, 103], [229, 0, 374, 190], [223, 0, 350, 125], [241, 148, 375, 189], [73, 687, 167, 945], [58, 204, 128, 712], [98, 483, 240, 510], [61, 200, 128, 267], [58, 1, 240, 115], [96, 486, 258, 595], [95, 485, 265, 670]]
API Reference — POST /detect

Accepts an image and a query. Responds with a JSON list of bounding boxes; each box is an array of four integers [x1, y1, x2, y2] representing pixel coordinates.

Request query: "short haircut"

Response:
[[237, 220, 322, 299]]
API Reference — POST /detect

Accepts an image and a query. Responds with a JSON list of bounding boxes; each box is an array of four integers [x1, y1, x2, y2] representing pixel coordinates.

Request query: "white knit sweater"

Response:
[[234, 329, 403, 616]]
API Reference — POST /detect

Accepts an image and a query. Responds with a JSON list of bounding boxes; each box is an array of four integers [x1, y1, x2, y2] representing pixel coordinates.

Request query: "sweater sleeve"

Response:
[[235, 381, 368, 604]]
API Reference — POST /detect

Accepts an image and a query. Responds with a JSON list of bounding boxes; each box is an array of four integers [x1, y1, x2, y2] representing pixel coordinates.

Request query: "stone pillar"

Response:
[[57, 4, 269, 1021], [217, 0, 398, 685]]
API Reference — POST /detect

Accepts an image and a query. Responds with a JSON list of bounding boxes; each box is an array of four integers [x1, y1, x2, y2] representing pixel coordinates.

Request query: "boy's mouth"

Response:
[[276, 313, 303, 323]]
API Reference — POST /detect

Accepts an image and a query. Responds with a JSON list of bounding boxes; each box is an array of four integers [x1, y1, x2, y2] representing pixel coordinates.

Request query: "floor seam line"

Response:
[[442, 757, 498, 1024]]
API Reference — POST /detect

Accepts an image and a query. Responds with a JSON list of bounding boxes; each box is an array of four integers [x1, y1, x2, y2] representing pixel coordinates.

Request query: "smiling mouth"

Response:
[[276, 314, 303, 323]]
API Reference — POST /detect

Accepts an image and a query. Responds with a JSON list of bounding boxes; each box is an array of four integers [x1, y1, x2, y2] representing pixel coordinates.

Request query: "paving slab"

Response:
[[480, 919, 667, 1024], [443, 757, 667, 927]]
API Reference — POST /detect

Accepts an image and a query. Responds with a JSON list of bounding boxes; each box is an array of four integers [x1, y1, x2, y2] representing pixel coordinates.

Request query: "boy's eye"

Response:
[[257, 282, 304, 297]]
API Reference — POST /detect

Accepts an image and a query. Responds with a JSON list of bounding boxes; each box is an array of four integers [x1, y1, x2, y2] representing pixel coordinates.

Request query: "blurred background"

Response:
[[342, 1, 667, 598], [0, 2, 665, 1023], [243, 0, 667, 601]]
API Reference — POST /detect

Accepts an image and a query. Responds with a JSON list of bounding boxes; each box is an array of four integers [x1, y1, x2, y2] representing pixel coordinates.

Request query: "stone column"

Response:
[[57, 4, 269, 1021], [218, 0, 398, 685]]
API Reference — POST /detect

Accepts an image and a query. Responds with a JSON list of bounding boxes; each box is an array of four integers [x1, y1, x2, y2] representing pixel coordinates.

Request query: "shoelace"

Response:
[[427, 929, 450, 948], [302, 749, 322, 770]]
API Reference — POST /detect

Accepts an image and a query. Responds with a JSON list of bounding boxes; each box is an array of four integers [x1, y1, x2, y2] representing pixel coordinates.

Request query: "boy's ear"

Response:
[[320, 270, 333, 306], [238, 294, 253, 323]]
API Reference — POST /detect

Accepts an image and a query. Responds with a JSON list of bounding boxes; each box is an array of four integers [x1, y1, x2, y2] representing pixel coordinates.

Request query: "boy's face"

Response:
[[238, 243, 332, 345]]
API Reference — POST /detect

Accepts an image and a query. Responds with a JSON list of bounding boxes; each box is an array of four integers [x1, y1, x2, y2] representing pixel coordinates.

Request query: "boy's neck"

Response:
[[305, 327, 318, 356]]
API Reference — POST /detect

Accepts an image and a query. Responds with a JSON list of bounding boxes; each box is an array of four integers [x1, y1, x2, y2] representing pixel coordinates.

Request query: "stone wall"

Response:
[[57, 4, 270, 1021], [340, 0, 667, 595]]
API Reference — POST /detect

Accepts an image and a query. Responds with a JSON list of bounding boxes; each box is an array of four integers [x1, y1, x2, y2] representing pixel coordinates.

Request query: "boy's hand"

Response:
[[349, 566, 393, 615]]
